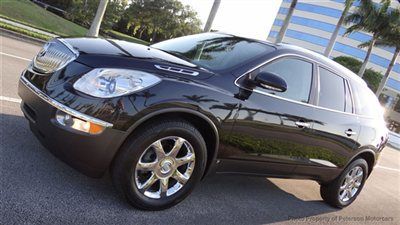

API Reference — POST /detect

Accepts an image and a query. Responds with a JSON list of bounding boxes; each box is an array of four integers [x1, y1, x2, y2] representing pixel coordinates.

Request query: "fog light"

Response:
[[55, 110, 105, 134]]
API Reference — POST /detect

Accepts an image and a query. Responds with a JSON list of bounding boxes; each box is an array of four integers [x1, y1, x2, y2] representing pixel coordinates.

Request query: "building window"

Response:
[[281, 29, 400, 74], [379, 94, 396, 108], [295, 3, 342, 18], [387, 79, 400, 92]]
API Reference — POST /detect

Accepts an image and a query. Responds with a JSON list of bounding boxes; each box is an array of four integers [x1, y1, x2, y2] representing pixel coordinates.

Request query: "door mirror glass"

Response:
[[255, 72, 287, 92]]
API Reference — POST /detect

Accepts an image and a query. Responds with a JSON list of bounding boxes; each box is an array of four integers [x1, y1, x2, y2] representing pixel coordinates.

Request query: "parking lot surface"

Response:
[[1, 34, 399, 224]]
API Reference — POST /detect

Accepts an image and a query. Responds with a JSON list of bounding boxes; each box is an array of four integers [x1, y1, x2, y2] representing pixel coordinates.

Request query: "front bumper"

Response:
[[18, 76, 128, 177]]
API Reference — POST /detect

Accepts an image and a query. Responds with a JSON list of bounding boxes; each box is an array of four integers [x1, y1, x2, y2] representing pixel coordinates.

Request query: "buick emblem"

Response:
[[38, 49, 46, 57], [38, 42, 51, 58]]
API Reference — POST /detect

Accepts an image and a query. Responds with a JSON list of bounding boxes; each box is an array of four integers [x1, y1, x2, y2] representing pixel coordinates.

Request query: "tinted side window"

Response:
[[318, 67, 345, 112], [257, 58, 313, 103], [345, 82, 353, 113]]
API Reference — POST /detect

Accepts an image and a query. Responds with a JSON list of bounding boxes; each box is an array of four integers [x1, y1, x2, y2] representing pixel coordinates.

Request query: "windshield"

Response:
[[151, 33, 275, 71]]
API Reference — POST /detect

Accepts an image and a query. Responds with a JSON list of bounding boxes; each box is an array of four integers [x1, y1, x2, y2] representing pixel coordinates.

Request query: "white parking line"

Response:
[[0, 96, 22, 103], [0, 52, 31, 61], [376, 165, 400, 173]]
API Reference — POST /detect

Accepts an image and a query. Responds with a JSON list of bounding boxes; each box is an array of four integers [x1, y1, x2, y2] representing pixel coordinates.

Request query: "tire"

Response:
[[320, 158, 368, 208], [111, 119, 207, 210]]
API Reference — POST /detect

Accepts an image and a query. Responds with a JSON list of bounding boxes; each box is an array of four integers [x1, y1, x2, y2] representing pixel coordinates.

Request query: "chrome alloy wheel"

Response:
[[134, 136, 196, 199], [339, 166, 364, 202]]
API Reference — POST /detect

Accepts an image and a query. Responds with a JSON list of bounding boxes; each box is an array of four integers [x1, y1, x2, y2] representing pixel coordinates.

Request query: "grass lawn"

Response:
[[106, 30, 149, 45], [0, 0, 87, 36], [0, 0, 149, 45]]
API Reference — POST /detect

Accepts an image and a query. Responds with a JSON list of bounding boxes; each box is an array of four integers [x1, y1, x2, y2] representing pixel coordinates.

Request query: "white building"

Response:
[[268, 0, 400, 133]]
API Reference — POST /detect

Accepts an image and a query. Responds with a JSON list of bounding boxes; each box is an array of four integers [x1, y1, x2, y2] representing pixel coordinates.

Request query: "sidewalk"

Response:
[[0, 17, 57, 38]]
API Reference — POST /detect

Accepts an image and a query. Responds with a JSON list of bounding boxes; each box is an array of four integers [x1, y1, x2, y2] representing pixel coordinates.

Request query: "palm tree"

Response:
[[87, 0, 109, 37], [275, 0, 297, 43], [204, 0, 221, 32], [141, 91, 156, 107], [324, 0, 355, 57], [210, 103, 238, 122], [344, 0, 392, 78], [374, 10, 400, 96], [376, 44, 400, 97]]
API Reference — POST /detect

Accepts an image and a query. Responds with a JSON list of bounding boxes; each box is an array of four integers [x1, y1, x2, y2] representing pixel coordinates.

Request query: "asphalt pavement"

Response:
[[1, 34, 400, 225]]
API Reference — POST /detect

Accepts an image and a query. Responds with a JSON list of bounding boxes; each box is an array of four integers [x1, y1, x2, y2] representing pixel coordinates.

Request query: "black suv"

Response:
[[18, 33, 388, 210]]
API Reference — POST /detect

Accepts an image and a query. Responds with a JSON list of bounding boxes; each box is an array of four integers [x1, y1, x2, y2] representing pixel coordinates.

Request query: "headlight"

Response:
[[73, 68, 161, 98]]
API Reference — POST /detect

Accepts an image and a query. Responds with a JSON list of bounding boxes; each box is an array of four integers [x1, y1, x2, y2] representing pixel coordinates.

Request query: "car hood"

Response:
[[62, 37, 198, 68], [59, 38, 215, 80]]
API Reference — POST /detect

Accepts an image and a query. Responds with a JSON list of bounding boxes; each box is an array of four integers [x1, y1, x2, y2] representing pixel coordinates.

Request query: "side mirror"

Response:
[[254, 72, 287, 92]]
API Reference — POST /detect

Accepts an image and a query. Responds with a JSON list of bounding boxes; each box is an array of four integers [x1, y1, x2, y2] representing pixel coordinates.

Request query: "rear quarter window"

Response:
[[352, 83, 383, 118]]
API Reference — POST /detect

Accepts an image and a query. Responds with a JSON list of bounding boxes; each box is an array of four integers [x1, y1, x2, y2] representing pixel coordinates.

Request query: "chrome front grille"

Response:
[[32, 39, 78, 74]]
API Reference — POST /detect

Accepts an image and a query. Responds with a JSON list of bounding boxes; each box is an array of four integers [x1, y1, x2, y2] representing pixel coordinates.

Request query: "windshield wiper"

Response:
[[163, 50, 193, 62], [154, 49, 212, 72]]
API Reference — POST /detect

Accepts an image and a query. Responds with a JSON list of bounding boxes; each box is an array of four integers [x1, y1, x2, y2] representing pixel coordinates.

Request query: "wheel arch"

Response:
[[112, 107, 220, 178], [348, 149, 376, 177]]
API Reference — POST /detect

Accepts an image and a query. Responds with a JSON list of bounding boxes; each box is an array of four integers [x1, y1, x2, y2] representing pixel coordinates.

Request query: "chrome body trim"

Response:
[[295, 121, 311, 128], [57, 38, 79, 56], [233, 53, 374, 118], [20, 75, 113, 128], [155, 64, 199, 76]]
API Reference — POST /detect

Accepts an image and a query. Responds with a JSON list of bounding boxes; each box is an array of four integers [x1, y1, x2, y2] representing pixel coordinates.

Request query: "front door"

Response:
[[217, 56, 319, 176]]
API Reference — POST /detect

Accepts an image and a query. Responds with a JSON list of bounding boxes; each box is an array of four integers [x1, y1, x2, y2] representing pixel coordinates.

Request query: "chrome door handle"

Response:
[[295, 121, 310, 128], [345, 130, 357, 136]]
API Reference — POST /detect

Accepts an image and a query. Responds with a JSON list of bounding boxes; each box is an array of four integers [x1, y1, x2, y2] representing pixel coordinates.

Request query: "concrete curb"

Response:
[[0, 28, 46, 45], [0, 17, 57, 37]]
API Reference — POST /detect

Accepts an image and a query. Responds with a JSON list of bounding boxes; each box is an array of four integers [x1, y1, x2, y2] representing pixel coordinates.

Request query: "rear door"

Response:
[[298, 66, 361, 171]]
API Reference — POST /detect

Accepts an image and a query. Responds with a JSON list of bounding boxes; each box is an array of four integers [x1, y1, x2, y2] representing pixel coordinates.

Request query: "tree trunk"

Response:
[[87, 0, 109, 37], [324, 0, 353, 57], [138, 27, 145, 39], [151, 31, 157, 43], [275, 0, 297, 43], [376, 47, 399, 96], [136, 25, 146, 38], [358, 37, 376, 77], [204, 0, 221, 32]]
